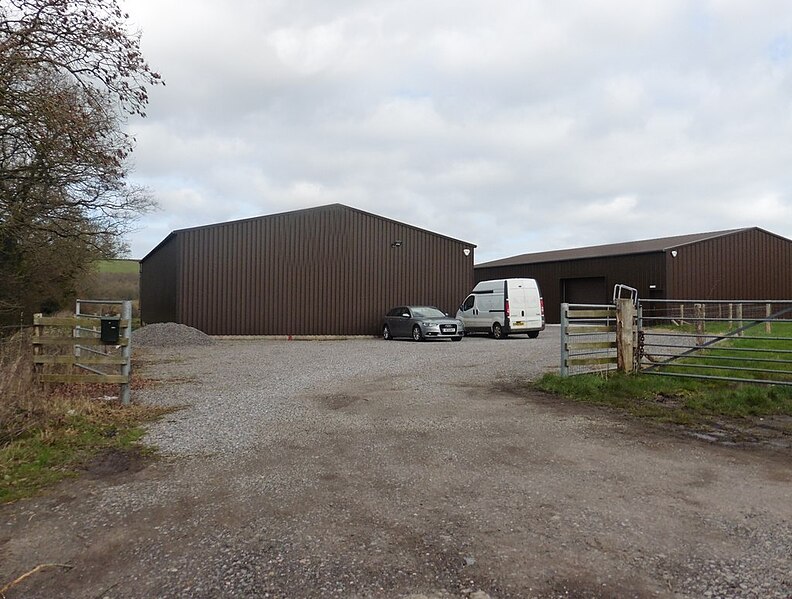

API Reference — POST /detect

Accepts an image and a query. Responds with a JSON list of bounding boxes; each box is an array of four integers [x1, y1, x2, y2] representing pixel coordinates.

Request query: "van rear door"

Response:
[[506, 280, 543, 332]]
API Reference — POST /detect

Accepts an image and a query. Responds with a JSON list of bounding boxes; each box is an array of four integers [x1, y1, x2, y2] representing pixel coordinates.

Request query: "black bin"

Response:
[[100, 316, 121, 344]]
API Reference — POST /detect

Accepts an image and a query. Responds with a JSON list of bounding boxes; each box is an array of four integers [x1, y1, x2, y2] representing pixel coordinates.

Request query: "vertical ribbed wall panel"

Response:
[[140, 234, 180, 324], [666, 228, 792, 300], [158, 204, 473, 335], [475, 253, 666, 324], [472, 227, 792, 324]]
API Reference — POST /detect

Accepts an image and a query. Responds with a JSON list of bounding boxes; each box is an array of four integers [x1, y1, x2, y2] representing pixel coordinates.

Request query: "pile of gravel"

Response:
[[132, 322, 214, 347]]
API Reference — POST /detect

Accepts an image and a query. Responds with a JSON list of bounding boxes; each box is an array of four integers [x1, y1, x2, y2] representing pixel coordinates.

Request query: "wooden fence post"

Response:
[[120, 301, 132, 405], [766, 303, 772, 335], [694, 303, 705, 345], [736, 303, 743, 337], [32, 313, 42, 379], [616, 298, 635, 373]]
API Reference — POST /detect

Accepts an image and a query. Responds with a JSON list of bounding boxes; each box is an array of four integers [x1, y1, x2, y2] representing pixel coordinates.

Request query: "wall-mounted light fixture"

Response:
[[649, 284, 657, 290], [670, 250, 678, 258], [463, 248, 471, 256], [391, 240, 403, 248]]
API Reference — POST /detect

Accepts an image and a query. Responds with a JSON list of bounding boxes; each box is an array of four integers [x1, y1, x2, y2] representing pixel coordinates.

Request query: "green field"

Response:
[[647, 321, 792, 384], [95, 259, 139, 274]]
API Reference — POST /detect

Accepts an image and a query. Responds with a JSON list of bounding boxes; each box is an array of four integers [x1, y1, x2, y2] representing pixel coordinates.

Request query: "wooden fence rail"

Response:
[[32, 303, 132, 404]]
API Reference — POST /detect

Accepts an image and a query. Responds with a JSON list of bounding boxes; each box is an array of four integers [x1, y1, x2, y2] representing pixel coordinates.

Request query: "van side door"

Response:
[[462, 294, 495, 332], [457, 295, 477, 330]]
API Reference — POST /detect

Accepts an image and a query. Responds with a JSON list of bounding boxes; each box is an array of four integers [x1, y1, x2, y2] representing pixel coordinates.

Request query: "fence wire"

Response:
[[639, 299, 792, 386]]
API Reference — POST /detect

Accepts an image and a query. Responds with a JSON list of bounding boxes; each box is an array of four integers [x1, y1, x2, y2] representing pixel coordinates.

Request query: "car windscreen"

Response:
[[411, 307, 446, 318]]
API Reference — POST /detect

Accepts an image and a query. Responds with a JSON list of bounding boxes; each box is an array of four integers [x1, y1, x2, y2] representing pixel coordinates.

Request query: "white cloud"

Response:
[[122, 0, 792, 261]]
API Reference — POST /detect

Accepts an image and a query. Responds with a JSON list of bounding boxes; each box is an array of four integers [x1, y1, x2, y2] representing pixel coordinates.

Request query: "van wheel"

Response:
[[412, 325, 424, 342], [527, 331, 539, 339], [492, 323, 504, 339], [383, 325, 392, 340]]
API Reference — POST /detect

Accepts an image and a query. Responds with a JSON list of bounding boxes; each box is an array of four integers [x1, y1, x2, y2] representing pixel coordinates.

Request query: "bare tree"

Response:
[[0, 0, 163, 323]]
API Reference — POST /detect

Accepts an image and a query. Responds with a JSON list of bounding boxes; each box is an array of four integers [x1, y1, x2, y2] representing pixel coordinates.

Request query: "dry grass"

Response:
[[0, 330, 172, 502], [0, 331, 40, 445]]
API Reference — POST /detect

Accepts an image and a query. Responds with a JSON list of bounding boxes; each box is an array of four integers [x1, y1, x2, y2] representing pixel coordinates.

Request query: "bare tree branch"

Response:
[[0, 0, 162, 322]]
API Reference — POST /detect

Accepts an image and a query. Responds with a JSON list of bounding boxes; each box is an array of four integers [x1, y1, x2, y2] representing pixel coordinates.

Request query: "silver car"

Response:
[[382, 305, 464, 341]]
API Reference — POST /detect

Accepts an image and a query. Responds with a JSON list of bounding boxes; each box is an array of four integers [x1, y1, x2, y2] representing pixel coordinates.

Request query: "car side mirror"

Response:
[[401, 313, 410, 318]]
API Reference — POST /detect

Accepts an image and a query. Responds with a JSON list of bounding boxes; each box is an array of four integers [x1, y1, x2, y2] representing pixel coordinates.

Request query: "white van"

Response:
[[456, 278, 545, 339]]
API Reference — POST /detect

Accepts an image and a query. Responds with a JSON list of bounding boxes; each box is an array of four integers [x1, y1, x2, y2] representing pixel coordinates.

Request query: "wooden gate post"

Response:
[[616, 299, 635, 373]]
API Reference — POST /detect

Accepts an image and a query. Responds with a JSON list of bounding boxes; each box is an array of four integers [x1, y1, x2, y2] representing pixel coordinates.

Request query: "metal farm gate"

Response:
[[638, 299, 792, 386], [561, 289, 792, 385], [560, 303, 617, 376]]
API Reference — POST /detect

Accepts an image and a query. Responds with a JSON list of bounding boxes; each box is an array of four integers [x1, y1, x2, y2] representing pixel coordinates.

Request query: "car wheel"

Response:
[[492, 323, 503, 339], [527, 330, 539, 339], [412, 325, 424, 342], [383, 325, 392, 340]]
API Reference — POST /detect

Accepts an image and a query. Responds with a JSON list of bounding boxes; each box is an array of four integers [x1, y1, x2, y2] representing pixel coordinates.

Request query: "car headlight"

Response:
[[421, 321, 435, 327]]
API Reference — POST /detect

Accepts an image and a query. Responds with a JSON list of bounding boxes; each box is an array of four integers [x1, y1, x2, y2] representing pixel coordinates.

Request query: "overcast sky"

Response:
[[123, 0, 792, 263]]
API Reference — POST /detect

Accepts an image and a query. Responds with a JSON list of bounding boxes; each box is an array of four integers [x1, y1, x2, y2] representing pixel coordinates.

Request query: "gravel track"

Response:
[[1, 328, 790, 599], [139, 332, 559, 457]]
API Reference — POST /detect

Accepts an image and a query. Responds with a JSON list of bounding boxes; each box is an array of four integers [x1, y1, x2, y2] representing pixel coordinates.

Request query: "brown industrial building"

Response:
[[475, 227, 792, 323], [140, 204, 475, 335]]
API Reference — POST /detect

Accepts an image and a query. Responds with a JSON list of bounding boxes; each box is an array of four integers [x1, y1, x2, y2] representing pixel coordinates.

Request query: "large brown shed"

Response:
[[140, 204, 476, 335], [475, 227, 792, 323]]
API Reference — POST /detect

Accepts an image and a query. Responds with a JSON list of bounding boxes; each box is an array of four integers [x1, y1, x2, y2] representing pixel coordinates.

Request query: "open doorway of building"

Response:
[[561, 277, 608, 304]]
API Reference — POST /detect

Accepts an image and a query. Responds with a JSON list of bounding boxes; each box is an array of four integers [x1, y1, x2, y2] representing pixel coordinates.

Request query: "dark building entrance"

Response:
[[561, 277, 608, 304]]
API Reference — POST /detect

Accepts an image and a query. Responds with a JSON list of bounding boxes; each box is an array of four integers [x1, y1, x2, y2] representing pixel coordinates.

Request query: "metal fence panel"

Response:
[[638, 299, 792, 386], [560, 303, 618, 376]]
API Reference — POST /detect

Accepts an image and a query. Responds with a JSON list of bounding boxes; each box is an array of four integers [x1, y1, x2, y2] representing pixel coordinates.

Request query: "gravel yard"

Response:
[[1, 330, 791, 598]]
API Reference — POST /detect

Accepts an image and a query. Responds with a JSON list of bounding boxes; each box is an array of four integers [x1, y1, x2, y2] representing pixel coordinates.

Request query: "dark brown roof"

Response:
[[142, 203, 476, 261], [476, 228, 752, 268]]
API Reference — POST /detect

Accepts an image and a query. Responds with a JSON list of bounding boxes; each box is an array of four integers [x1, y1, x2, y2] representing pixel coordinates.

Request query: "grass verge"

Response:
[[645, 321, 792, 383], [1, 331, 171, 504], [0, 398, 170, 504], [534, 372, 792, 427]]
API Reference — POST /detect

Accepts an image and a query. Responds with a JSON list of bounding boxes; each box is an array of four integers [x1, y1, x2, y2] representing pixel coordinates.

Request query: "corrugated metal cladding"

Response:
[[475, 253, 666, 324], [475, 228, 792, 324], [139, 234, 179, 324], [666, 228, 792, 299], [141, 204, 475, 335]]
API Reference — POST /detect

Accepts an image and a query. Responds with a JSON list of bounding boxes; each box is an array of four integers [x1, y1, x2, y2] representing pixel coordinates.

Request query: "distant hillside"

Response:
[[95, 259, 139, 274], [77, 259, 140, 315]]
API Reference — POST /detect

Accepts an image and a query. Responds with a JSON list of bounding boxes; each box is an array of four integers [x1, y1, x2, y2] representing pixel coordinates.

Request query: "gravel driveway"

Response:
[[1, 329, 790, 598]]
